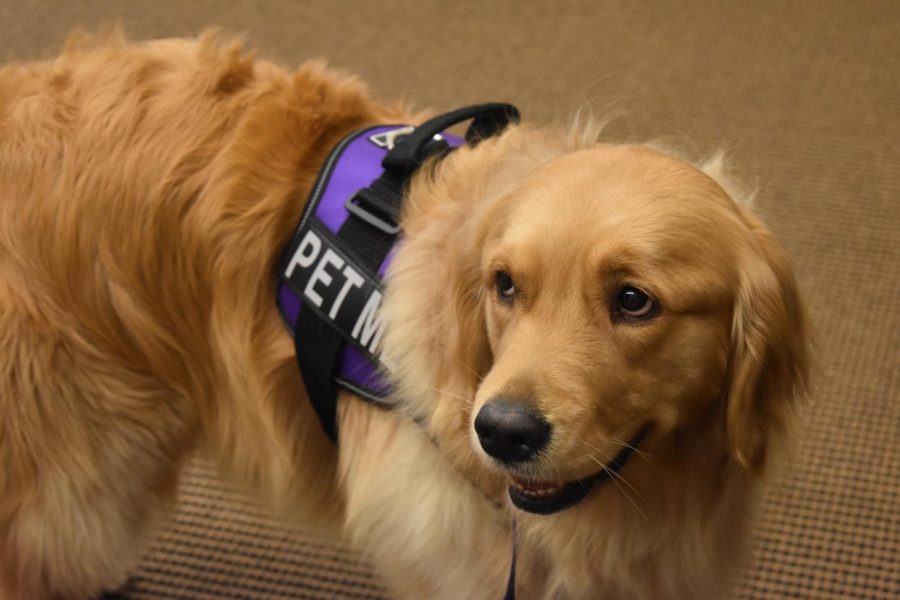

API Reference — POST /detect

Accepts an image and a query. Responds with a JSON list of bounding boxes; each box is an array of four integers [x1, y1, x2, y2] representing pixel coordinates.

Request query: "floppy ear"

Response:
[[727, 219, 809, 473], [448, 217, 494, 388], [453, 252, 491, 386], [441, 138, 532, 390]]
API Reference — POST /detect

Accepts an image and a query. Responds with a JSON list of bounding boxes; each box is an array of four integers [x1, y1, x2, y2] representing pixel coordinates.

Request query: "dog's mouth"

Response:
[[507, 426, 650, 515]]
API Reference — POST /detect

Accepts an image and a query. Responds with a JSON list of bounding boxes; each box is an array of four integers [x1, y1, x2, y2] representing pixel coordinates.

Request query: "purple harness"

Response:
[[276, 104, 519, 443], [276, 125, 455, 402]]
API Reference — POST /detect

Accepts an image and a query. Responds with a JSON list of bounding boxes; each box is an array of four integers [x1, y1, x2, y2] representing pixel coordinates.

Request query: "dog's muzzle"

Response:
[[506, 426, 650, 515]]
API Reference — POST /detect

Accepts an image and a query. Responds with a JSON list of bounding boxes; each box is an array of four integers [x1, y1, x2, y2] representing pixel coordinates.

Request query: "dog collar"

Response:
[[276, 104, 520, 442]]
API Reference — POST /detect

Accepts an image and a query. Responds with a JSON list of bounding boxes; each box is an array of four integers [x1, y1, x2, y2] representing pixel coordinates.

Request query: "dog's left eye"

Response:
[[495, 271, 516, 304], [614, 286, 656, 320]]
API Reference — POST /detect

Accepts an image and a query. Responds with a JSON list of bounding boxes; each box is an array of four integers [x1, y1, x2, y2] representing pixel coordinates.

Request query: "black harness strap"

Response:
[[293, 311, 343, 441]]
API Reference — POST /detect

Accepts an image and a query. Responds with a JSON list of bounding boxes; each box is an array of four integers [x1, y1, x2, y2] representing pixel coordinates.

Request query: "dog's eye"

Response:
[[615, 286, 656, 320], [495, 271, 516, 304]]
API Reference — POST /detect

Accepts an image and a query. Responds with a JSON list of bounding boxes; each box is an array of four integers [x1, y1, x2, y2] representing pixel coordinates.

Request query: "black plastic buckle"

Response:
[[345, 187, 401, 235]]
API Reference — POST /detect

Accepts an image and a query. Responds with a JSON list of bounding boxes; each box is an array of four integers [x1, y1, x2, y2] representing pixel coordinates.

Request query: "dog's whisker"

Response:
[[606, 436, 654, 461], [606, 466, 649, 522], [583, 451, 649, 521], [582, 448, 642, 499], [591, 448, 647, 503], [601, 460, 647, 509], [414, 383, 474, 409], [452, 357, 484, 382], [581, 441, 648, 504]]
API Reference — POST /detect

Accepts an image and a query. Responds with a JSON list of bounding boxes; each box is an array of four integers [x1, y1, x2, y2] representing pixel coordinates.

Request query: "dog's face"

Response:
[[383, 132, 807, 516], [462, 144, 807, 514]]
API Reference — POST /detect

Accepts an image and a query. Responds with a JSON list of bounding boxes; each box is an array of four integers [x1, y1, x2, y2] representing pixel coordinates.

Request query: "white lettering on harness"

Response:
[[285, 230, 321, 278], [305, 248, 343, 308], [330, 267, 364, 319], [284, 228, 385, 355], [352, 291, 384, 354]]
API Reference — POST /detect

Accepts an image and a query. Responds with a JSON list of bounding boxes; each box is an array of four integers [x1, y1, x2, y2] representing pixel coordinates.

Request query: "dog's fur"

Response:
[[0, 32, 808, 599]]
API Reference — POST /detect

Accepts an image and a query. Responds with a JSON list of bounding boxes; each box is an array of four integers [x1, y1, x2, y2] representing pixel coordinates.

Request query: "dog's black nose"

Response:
[[474, 401, 550, 464]]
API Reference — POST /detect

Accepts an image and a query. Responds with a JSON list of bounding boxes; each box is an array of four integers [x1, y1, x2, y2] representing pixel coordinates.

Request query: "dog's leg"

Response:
[[0, 312, 194, 599], [337, 398, 513, 600], [0, 415, 191, 600]]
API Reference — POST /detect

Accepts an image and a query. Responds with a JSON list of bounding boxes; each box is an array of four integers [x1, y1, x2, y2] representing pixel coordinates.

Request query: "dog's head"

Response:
[[382, 128, 808, 514]]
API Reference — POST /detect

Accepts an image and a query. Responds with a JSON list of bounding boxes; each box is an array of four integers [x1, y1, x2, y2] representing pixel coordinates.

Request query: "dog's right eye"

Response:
[[613, 286, 657, 321], [495, 271, 516, 304]]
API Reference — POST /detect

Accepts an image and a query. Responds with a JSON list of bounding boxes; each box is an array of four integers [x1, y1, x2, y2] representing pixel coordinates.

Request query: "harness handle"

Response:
[[382, 103, 520, 174]]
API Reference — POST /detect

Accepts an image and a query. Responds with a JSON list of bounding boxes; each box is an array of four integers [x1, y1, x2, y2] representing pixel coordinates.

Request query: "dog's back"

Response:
[[0, 33, 392, 598]]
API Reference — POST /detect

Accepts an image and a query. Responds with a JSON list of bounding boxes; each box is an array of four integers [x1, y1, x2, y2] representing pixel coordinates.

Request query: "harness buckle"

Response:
[[345, 187, 401, 235]]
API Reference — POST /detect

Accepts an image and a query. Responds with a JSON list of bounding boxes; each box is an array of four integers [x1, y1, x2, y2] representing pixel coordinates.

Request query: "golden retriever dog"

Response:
[[0, 32, 808, 599]]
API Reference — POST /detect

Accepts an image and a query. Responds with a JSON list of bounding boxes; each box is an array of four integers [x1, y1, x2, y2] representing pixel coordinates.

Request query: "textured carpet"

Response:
[[2, 1, 898, 598]]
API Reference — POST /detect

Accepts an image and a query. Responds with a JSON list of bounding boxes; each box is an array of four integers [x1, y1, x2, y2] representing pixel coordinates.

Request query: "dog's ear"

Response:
[[440, 140, 529, 391], [727, 218, 809, 473], [449, 222, 493, 387]]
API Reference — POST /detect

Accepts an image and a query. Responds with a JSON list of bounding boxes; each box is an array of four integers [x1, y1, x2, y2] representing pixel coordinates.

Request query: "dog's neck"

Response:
[[194, 80, 412, 507]]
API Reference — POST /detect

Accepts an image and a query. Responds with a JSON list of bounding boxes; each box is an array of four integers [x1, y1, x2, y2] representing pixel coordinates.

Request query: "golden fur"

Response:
[[0, 32, 808, 599]]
